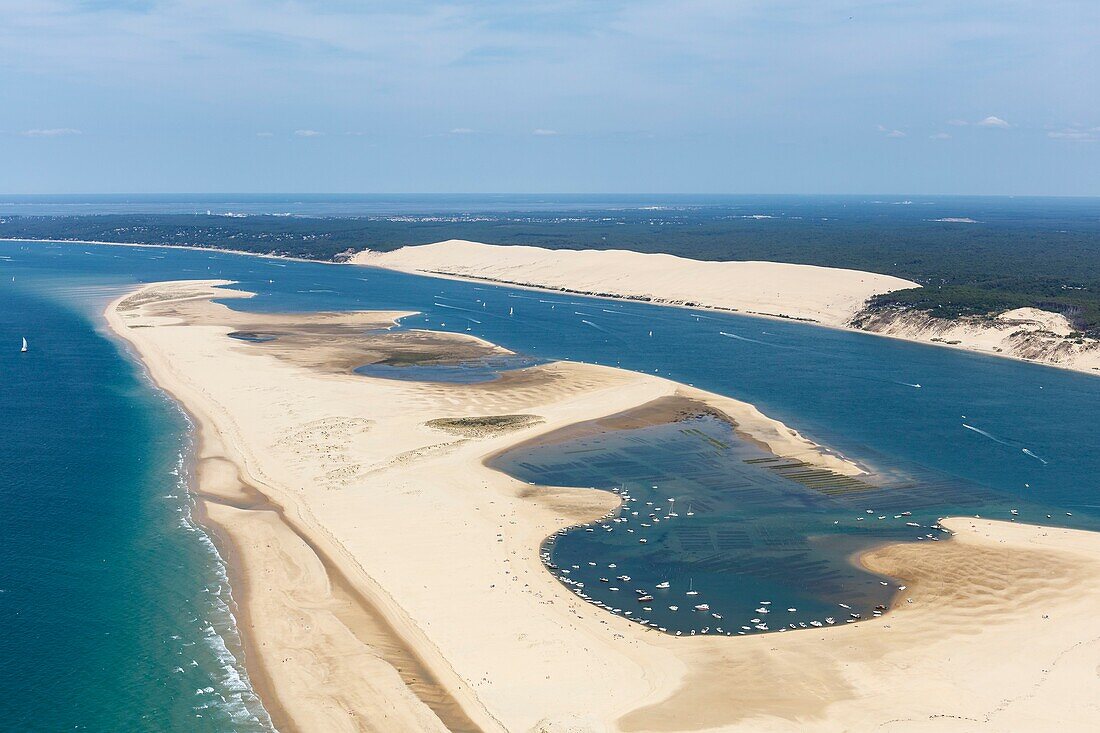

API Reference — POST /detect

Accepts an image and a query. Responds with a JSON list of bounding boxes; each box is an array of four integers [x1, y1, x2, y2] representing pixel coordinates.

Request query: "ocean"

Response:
[[2, 199, 1099, 724]]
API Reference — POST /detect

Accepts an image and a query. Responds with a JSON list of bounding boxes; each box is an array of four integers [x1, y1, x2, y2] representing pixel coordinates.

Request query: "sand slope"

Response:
[[354, 240, 918, 327], [108, 280, 1100, 732], [357, 241, 1100, 376], [853, 306, 1100, 374]]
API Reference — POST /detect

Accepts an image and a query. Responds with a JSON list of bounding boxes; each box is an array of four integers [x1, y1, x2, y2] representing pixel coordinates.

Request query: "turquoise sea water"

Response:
[[2, 238, 1099, 724], [0, 271, 272, 730]]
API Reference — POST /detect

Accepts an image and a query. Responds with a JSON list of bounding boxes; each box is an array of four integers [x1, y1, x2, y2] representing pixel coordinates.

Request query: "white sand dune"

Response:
[[357, 241, 1100, 375], [354, 240, 918, 327]]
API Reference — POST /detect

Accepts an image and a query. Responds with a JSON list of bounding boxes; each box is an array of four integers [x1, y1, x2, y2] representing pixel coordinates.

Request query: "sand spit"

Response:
[[353, 240, 917, 327], [108, 280, 1100, 732]]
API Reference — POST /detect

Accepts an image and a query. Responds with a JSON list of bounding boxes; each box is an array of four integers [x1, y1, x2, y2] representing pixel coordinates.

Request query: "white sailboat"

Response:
[[20, 336, 28, 353]]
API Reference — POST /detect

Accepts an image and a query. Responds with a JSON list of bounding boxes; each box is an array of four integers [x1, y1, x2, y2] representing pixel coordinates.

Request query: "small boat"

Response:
[[20, 337, 28, 353], [686, 579, 699, 596], [655, 581, 670, 589], [637, 595, 654, 603], [694, 604, 710, 611]]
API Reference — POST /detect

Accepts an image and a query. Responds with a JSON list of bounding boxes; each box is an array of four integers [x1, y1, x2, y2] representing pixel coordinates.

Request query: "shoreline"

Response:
[[355, 240, 1100, 378], [8, 235, 1098, 377], [103, 303, 292, 730], [103, 278, 1100, 731], [374, 263, 1100, 376], [0, 236, 341, 267], [189, 481, 290, 731], [105, 283, 504, 733]]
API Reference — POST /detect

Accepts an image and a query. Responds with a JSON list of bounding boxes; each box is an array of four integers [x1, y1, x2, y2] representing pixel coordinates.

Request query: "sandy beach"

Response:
[[107, 279, 1100, 732], [355, 240, 1100, 375]]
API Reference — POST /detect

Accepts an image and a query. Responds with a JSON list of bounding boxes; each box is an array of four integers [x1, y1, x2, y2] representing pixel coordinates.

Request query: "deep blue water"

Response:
[[2, 237, 1099, 721], [2, 192, 1098, 224], [0, 270, 272, 730]]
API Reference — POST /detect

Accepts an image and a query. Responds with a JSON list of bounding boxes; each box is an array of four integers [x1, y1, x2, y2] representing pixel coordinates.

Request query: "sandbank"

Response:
[[107, 280, 1100, 731]]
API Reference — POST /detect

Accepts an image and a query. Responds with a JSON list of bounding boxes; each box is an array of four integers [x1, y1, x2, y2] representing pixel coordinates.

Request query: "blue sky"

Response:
[[1, 1, 1097, 194]]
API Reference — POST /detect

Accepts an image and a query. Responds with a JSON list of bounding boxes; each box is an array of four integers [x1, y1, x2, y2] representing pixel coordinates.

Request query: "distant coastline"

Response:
[[11, 235, 1100, 375], [0, 237, 336, 266]]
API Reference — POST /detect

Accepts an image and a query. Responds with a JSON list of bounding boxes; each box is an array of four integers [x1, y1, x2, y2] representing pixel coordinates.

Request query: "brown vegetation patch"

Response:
[[426, 414, 543, 438]]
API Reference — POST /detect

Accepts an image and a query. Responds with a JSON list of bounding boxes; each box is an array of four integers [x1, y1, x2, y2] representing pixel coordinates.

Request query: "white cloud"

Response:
[[22, 128, 81, 137], [946, 117, 1011, 128], [930, 132, 951, 140], [532, 128, 559, 136], [449, 127, 475, 135], [877, 125, 905, 138], [294, 129, 322, 136], [1048, 127, 1098, 142], [256, 131, 274, 137]]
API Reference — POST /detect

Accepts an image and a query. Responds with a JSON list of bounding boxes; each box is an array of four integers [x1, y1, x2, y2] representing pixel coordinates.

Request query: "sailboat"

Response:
[[686, 579, 699, 596], [20, 336, 28, 353]]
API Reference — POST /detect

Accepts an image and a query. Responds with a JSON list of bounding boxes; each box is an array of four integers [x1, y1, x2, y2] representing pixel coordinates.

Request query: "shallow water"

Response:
[[354, 353, 546, 384], [492, 415, 1017, 634], [2, 238, 1099, 721]]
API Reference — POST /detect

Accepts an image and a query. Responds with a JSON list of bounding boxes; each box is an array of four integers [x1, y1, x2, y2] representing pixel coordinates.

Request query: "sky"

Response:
[[1, 1, 1098, 195]]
